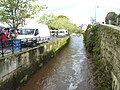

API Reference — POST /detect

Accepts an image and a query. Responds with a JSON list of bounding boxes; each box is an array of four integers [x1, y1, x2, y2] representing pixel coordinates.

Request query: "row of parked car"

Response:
[[0, 24, 69, 47], [0, 23, 69, 47], [50, 29, 69, 37]]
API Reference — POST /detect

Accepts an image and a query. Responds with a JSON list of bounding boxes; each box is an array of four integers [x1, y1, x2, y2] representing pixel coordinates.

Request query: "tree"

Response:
[[105, 12, 117, 25], [46, 15, 82, 34], [37, 13, 56, 24], [0, 0, 47, 29]]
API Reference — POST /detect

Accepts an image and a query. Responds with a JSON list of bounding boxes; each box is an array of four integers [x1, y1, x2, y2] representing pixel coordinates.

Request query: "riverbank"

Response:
[[86, 51, 96, 90]]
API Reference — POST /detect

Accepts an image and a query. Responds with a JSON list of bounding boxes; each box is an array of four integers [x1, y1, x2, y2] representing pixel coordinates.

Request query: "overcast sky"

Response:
[[37, 0, 120, 26]]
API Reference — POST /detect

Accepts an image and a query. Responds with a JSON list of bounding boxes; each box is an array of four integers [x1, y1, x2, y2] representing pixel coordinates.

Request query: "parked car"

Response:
[[50, 29, 58, 37], [17, 24, 50, 47], [57, 29, 69, 37]]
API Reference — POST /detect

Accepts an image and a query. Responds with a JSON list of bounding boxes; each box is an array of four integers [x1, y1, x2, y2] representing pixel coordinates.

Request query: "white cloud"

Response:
[[38, 0, 120, 25]]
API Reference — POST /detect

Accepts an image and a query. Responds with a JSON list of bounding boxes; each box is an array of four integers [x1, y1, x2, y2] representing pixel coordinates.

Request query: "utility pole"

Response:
[[94, 6, 99, 23]]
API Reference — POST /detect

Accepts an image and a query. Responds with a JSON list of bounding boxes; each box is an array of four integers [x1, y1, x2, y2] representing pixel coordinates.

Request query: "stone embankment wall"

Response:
[[84, 24, 120, 90], [0, 36, 70, 90]]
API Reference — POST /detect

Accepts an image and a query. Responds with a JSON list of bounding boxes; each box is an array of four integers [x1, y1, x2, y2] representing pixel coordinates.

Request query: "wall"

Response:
[[0, 36, 70, 90], [84, 24, 120, 90]]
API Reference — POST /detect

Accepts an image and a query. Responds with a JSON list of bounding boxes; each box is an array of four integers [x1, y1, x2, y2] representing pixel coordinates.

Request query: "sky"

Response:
[[37, 0, 120, 26], [0, 0, 120, 27]]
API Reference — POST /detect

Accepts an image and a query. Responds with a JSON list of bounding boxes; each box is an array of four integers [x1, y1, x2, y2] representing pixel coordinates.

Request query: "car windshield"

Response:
[[19, 29, 35, 35]]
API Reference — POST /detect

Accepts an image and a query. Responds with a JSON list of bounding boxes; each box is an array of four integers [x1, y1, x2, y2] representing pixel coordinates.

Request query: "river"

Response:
[[20, 35, 94, 90]]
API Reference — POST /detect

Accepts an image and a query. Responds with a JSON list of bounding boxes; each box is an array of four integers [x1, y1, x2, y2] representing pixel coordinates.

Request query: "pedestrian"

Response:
[[15, 29, 18, 38], [0, 31, 8, 46], [9, 29, 15, 39], [4, 28, 9, 38]]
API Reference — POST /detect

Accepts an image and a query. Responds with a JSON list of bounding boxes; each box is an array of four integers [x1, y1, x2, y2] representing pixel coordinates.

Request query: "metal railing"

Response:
[[0, 35, 68, 57], [0, 37, 51, 57]]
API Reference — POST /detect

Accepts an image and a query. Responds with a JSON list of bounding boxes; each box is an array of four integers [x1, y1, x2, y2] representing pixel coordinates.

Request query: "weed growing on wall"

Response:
[[84, 24, 112, 90]]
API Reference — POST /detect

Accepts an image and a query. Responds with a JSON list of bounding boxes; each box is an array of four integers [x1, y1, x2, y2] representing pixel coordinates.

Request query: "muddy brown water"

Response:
[[20, 35, 94, 90]]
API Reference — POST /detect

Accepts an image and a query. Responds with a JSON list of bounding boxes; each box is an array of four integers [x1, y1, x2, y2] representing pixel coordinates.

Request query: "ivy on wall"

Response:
[[84, 24, 112, 90]]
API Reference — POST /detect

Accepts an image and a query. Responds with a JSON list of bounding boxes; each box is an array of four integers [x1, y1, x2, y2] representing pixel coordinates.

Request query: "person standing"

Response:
[[0, 31, 8, 46], [4, 28, 9, 38]]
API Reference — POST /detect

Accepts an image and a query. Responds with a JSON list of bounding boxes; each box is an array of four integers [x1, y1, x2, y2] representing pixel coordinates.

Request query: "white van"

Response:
[[17, 24, 50, 46]]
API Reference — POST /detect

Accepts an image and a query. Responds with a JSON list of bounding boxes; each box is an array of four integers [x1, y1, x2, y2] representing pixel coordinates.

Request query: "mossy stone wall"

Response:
[[0, 36, 70, 90], [84, 24, 120, 90]]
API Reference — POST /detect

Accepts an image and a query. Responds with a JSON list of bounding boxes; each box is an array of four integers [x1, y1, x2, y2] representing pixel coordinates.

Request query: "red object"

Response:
[[0, 34, 7, 44], [4, 30, 8, 37]]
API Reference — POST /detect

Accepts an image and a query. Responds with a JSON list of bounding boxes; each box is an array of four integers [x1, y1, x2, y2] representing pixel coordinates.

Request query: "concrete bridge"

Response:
[[84, 24, 120, 90]]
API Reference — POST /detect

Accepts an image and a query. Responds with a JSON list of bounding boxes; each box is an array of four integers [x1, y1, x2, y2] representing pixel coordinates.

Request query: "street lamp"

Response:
[[95, 6, 99, 23]]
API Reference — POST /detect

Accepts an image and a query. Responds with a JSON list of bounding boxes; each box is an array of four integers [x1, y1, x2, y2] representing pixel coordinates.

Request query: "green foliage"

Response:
[[84, 24, 112, 90], [37, 13, 56, 24], [20, 74, 28, 83], [84, 25, 97, 52], [0, 0, 47, 29], [45, 15, 82, 34]]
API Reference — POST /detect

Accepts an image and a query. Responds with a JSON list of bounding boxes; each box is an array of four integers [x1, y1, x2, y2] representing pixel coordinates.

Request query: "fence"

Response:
[[0, 34, 68, 57], [0, 37, 51, 57]]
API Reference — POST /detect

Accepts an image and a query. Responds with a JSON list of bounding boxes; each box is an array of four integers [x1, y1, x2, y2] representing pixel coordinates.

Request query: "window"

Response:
[[35, 29, 39, 36], [19, 29, 34, 35]]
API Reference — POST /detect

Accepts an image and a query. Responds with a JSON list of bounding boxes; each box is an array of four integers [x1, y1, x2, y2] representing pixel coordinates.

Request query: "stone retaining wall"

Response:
[[0, 36, 70, 90], [84, 24, 120, 90]]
